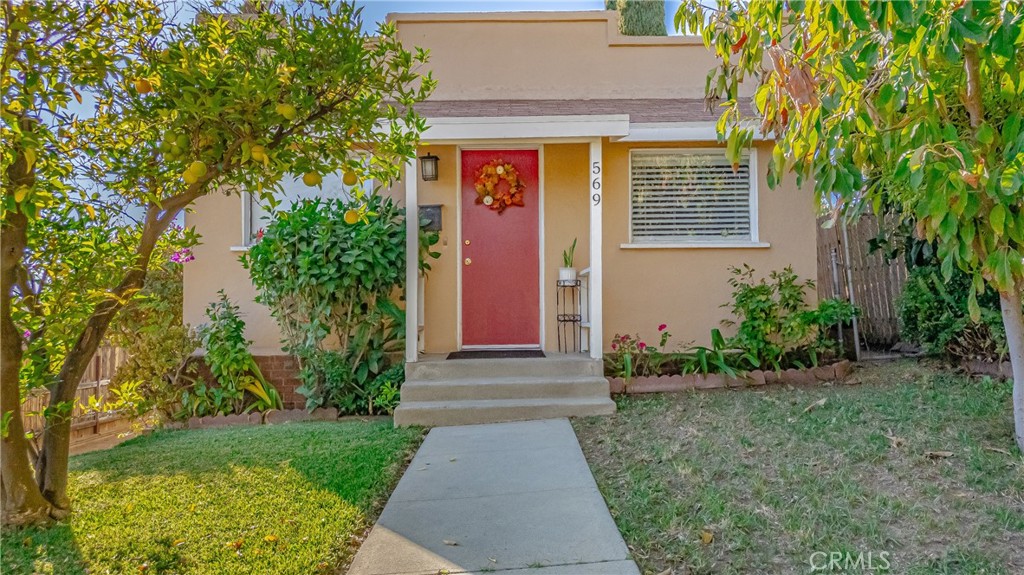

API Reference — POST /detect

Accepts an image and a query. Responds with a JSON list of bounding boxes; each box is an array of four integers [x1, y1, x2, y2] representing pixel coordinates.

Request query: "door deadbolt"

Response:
[[464, 258, 472, 265]]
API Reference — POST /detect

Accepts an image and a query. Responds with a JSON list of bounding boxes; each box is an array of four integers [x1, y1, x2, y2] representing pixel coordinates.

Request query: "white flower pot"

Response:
[[558, 267, 577, 282]]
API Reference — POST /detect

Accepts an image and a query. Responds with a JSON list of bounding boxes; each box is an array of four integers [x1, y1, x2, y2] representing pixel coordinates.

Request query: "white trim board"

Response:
[[614, 122, 768, 142], [423, 115, 629, 141]]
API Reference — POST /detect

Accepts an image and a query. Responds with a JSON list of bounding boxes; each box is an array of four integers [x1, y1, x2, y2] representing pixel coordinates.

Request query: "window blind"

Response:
[[630, 151, 753, 243]]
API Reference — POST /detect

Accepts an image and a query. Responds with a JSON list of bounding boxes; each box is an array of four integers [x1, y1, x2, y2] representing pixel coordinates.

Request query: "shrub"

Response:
[[897, 265, 1005, 361], [604, 266, 857, 378], [721, 265, 857, 370], [243, 195, 437, 413], [184, 291, 281, 417], [605, 325, 674, 381], [108, 253, 199, 420], [107, 228, 200, 421]]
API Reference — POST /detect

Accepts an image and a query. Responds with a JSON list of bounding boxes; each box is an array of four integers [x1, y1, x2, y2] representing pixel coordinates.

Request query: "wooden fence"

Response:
[[817, 215, 908, 347], [21, 346, 130, 438]]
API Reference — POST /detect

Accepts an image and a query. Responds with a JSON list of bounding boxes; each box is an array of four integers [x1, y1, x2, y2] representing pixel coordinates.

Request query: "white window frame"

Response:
[[622, 147, 767, 249]]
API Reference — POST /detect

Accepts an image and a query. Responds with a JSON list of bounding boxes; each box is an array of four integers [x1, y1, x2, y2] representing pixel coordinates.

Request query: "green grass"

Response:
[[573, 360, 1024, 575], [1, 420, 423, 575]]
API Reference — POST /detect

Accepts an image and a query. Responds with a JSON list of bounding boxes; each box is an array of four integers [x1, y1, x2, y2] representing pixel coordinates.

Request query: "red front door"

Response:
[[461, 149, 540, 347]]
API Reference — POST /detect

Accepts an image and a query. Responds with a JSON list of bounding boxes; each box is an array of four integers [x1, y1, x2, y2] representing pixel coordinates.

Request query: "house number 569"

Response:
[[591, 162, 601, 205]]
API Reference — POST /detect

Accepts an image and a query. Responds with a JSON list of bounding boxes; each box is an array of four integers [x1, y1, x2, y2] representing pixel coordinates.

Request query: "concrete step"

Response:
[[393, 397, 616, 427], [400, 375, 610, 402], [407, 356, 602, 381]]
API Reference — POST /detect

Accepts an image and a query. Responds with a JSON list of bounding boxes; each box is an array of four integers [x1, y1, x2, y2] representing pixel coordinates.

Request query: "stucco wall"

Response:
[[184, 139, 816, 356], [600, 140, 817, 350], [183, 191, 284, 354], [392, 11, 734, 101]]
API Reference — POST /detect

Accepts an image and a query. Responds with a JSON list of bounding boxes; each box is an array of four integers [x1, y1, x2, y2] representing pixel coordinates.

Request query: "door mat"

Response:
[[446, 350, 546, 360]]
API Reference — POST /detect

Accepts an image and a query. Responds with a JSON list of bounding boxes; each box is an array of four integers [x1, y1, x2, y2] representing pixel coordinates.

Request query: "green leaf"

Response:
[[977, 123, 995, 145], [990, 204, 1006, 235], [967, 289, 981, 323], [844, 0, 870, 31]]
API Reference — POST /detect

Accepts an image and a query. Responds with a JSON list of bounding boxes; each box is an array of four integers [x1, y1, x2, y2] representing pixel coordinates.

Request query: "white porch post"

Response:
[[405, 159, 419, 363], [588, 139, 603, 360]]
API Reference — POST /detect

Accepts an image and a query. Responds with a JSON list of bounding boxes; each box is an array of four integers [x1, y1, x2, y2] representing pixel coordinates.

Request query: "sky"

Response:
[[354, 0, 681, 34]]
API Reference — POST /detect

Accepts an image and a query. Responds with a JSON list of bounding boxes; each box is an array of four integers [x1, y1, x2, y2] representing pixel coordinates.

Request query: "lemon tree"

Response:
[[1, 0, 433, 525]]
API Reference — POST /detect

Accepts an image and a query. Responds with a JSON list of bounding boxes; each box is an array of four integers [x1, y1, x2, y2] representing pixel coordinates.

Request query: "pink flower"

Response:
[[658, 324, 667, 332], [611, 342, 618, 351], [620, 335, 629, 342], [638, 342, 647, 351], [23, 330, 31, 339]]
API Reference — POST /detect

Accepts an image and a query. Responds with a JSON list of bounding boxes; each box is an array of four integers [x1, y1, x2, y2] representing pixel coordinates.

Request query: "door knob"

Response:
[[464, 258, 472, 266]]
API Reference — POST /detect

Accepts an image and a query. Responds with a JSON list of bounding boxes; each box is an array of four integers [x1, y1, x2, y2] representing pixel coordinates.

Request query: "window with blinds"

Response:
[[630, 150, 755, 244]]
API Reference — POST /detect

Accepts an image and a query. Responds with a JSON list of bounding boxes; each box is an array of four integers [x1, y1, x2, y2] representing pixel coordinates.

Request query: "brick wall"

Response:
[[191, 354, 305, 410], [254, 355, 304, 409]]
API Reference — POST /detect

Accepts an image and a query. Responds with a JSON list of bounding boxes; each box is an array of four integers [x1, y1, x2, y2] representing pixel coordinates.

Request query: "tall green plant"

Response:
[[108, 229, 200, 420], [243, 195, 437, 412], [192, 291, 281, 416], [722, 265, 857, 370], [607, 0, 667, 36]]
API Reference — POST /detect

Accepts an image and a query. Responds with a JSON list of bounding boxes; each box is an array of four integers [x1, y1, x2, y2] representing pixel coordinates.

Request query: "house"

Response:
[[183, 11, 816, 425]]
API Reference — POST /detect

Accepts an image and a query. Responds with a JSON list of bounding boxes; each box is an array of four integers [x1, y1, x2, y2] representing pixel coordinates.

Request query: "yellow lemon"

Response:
[[342, 171, 358, 187], [275, 103, 297, 121], [250, 145, 266, 162], [302, 171, 322, 187], [183, 169, 199, 185], [134, 78, 153, 94], [188, 160, 207, 177], [343, 209, 360, 225]]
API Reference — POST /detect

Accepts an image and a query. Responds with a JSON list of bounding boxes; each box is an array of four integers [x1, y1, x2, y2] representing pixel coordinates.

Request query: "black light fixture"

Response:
[[419, 153, 439, 181]]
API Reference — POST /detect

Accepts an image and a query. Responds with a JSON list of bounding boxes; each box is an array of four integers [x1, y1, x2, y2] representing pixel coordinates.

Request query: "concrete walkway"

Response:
[[348, 419, 639, 575]]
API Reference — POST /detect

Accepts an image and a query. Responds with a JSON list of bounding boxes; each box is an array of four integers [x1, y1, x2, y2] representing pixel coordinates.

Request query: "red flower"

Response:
[[611, 342, 618, 351], [620, 335, 629, 342], [658, 324, 667, 332], [638, 342, 647, 351], [256, 228, 264, 240]]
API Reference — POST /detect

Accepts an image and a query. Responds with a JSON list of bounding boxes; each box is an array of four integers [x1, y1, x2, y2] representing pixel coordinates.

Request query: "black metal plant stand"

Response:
[[556, 279, 582, 353]]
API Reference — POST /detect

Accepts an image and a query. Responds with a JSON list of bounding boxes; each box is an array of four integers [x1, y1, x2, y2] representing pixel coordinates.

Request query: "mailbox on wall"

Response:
[[420, 204, 443, 232]]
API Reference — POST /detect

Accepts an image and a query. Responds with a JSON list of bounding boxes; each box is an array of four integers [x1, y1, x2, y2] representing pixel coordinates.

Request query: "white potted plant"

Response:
[[559, 238, 577, 282]]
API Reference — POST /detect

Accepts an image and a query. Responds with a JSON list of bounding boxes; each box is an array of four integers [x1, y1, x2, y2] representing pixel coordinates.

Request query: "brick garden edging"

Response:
[[607, 360, 854, 394], [185, 407, 339, 429]]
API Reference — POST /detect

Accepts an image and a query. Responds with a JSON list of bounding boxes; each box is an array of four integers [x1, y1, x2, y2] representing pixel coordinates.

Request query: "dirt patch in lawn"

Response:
[[574, 360, 1024, 575]]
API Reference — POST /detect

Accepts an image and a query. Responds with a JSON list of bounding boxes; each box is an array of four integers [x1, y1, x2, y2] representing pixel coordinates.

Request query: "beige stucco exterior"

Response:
[[392, 11, 726, 101], [183, 11, 815, 357]]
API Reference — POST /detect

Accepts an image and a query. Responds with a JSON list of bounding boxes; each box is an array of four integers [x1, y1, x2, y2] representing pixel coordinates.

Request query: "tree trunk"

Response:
[[1, 210, 53, 526], [1, 116, 54, 526], [1000, 288, 1024, 452], [35, 204, 177, 513]]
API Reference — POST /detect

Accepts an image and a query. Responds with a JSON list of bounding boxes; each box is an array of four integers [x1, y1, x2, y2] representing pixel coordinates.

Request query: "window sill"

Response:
[[620, 242, 771, 250], [230, 245, 251, 252]]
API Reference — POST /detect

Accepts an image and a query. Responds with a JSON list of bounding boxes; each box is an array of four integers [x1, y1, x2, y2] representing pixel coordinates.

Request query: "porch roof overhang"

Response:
[[412, 98, 762, 143], [421, 114, 630, 142]]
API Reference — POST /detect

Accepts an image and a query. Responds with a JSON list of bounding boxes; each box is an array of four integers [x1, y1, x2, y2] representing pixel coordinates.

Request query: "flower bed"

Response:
[[608, 360, 854, 394]]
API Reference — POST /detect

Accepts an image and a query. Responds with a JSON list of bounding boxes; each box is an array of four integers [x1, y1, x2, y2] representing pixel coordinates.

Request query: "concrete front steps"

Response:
[[393, 355, 615, 427]]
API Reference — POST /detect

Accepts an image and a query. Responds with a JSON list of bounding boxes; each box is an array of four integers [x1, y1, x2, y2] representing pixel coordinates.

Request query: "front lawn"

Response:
[[574, 360, 1024, 575], [1, 420, 422, 575]]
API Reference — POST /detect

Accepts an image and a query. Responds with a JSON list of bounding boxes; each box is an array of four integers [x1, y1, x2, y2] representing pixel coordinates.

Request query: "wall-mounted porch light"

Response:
[[419, 153, 439, 181]]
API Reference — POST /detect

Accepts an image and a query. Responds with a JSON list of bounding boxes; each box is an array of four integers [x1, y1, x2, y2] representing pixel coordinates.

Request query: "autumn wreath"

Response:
[[474, 159, 525, 214]]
